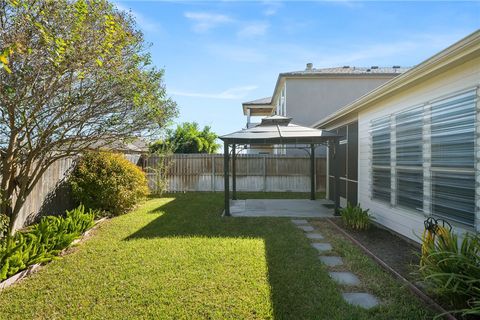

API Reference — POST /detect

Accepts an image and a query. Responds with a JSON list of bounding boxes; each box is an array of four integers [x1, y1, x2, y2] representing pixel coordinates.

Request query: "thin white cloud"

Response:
[[237, 22, 269, 37], [262, 1, 283, 16], [184, 12, 233, 33], [171, 86, 258, 100]]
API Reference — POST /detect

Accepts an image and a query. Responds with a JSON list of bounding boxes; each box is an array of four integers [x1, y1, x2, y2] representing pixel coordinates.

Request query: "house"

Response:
[[242, 64, 408, 154], [314, 30, 480, 242]]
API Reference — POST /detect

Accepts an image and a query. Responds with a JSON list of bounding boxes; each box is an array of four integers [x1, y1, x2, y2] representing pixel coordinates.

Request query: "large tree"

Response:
[[150, 122, 220, 154], [0, 0, 177, 234]]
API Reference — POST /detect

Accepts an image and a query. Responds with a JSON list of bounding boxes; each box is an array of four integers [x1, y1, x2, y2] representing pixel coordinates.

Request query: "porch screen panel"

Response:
[[371, 117, 391, 203], [430, 90, 477, 226], [395, 107, 423, 210]]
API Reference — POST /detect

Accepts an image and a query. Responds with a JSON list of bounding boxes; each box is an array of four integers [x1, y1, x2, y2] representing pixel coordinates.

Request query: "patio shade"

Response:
[[220, 115, 338, 145], [219, 115, 342, 216]]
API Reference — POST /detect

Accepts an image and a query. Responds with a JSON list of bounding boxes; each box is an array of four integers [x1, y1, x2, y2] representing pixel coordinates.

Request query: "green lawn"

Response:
[[0, 193, 431, 319]]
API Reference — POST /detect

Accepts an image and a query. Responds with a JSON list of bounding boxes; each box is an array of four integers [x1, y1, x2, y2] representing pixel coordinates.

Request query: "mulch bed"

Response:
[[328, 217, 466, 320], [330, 217, 421, 281]]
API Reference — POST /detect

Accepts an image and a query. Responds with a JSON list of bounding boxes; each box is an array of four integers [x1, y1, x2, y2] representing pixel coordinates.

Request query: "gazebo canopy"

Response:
[[220, 115, 338, 145], [219, 115, 342, 216]]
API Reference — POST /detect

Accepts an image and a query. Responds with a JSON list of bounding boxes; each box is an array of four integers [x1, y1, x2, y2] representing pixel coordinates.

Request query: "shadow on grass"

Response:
[[124, 192, 345, 320]]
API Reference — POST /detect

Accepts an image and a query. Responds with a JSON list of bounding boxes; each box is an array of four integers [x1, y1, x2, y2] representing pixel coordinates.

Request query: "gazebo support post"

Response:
[[224, 142, 230, 216], [333, 139, 340, 215], [310, 144, 315, 200], [232, 144, 237, 200]]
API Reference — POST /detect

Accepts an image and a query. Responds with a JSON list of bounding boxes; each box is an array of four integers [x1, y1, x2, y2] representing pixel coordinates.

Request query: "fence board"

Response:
[[144, 154, 326, 193]]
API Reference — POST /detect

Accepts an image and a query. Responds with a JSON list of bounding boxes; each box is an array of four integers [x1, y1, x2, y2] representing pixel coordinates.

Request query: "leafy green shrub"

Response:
[[0, 205, 96, 282], [340, 203, 373, 230], [419, 229, 480, 317], [70, 151, 149, 216]]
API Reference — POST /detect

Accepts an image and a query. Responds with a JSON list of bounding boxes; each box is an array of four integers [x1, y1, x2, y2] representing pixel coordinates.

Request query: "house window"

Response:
[[370, 88, 478, 227], [372, 168, 391, 202], [395, 107, 423, 210], [430, 90, 477, 226], [397, 170, 423, 211], [371, 117, 391, 202]]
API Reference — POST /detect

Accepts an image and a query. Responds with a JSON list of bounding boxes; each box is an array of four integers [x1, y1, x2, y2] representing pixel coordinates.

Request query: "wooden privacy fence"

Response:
[[144, 154, 326, 193]]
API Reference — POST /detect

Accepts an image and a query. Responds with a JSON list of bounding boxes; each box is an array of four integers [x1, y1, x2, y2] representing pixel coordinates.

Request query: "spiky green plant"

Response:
[[340, 203, 373, 231], [419, 230, 480, 316], [0, 205, 97, 282]]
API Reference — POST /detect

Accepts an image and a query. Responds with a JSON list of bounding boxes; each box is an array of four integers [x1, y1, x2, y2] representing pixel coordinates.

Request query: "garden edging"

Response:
[[326, 218, 457, 320]]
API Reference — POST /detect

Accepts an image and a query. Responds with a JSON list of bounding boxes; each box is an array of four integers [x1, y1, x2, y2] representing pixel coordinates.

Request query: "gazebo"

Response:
[[219, 115, 341, 216]]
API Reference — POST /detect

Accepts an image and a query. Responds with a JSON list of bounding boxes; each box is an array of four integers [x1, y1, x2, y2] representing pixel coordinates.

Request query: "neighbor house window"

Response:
[[395, 107, 423, 211], [430, 90, 477, 226], [371, 117, 391, 203]]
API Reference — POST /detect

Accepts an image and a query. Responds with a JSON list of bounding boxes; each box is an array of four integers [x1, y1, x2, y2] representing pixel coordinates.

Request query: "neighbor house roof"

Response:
[[243, 97, 272, 105], [242, 65, 409, 115], [280, 66, 409, 77], [313, 29, 480, 129]]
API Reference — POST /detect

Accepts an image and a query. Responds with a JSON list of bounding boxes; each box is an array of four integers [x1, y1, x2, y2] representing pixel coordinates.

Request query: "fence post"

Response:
[[212, 154, 215, 192], [263, 156, 267, 192]]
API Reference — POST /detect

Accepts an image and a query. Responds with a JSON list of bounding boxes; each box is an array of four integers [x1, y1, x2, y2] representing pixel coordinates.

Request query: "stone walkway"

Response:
[[292, 219, 380, 310]]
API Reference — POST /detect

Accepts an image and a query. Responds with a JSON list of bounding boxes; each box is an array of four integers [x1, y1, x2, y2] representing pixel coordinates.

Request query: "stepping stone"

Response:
[[342, 292, 380, 309], [291, 219, 309, 225], [319, 256, 343, 267], [329, 272, 360, 286], [311, 243, 332, 252], [297, 225, 314, 232], [305, 232, 324, 240]]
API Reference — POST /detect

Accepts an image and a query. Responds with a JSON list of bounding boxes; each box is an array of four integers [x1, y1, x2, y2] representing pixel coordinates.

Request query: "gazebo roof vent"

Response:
[[259, 115, 292, 126]]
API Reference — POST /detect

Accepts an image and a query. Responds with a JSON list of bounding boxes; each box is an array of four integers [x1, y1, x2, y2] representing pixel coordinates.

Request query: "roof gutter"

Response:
[[313, 29, 480, 129]]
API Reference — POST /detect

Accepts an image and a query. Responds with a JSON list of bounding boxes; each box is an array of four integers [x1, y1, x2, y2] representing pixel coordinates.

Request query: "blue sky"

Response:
[[114, 0, 479, 136]]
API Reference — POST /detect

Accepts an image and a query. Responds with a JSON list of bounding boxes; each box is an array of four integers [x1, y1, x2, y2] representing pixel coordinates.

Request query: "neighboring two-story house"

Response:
[[242, 64, 408, 154]]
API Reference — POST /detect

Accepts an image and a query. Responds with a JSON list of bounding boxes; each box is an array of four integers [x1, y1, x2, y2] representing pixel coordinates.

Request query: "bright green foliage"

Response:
[[340, 202, 373, 230], [151, 122, 220, 154], [0, 205, 96, 281], [70, 152, 149, 216], [0, 0, 177, 234], [419, 229, 480, 317]]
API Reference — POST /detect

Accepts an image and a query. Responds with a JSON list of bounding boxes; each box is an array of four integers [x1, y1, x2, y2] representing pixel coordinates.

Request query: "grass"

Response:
[[0, 193, 431, 319]]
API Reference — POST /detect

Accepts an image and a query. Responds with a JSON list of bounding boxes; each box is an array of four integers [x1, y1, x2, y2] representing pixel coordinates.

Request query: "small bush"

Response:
[[340, 203, 373, 230], [0, 205, 96, 282], [70, 151, 149, 216], [419, 228, 480, 317]]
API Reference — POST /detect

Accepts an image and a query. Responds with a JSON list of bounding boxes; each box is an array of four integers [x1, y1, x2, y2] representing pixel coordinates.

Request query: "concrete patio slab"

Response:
[[291, 219, 309, 225], [311, 243, 332, 252], [319, 256, 343, 267], [305, 232, 324, 240], [342, 292, 380, 309], [329, 272, 360, 286], [230, 199, 334, 217], [297, 225, 314, 232]]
